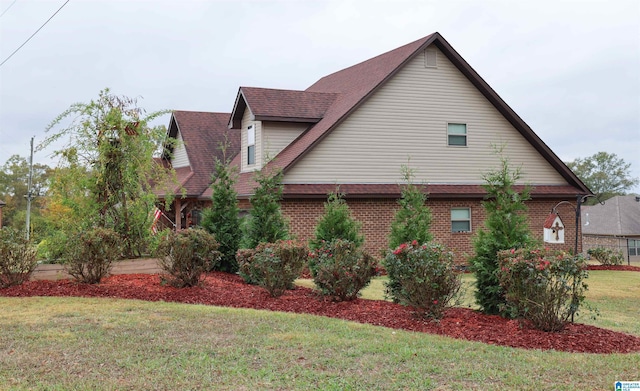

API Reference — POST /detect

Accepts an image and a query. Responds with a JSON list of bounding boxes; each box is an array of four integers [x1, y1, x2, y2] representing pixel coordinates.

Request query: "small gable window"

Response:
[[425, 47, 437, 68], [447, 123, 467, 146], [451, 208, 471, 232], [247, 125, 255, 165]]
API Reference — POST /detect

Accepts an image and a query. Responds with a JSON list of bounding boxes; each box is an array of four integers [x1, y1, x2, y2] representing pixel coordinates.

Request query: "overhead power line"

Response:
[[0, 0, 18, 18], [0, 0, 70, 68]]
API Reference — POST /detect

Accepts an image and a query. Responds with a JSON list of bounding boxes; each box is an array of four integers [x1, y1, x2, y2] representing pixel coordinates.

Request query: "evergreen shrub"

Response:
[[237, 240, 307, 297], [385, 241, 461, 320], [498, 248, 589, 332], [156, 228, 220, 287], [309, 239, 376, 301], [310, 192, 363, 250], [0, 227, 38, 288], [64, 227, 122, 284], [587, 247, 624, 266]]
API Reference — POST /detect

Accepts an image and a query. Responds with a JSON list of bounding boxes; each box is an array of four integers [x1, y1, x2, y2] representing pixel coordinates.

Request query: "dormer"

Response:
[[229, 87, 337, 172]]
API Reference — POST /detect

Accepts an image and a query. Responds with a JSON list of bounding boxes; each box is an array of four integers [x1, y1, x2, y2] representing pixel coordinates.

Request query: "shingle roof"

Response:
[[582, 195, 640, 236], [230, 87, 337, 127], [158, 111, 240, 198], [233, 32, 589, 197]]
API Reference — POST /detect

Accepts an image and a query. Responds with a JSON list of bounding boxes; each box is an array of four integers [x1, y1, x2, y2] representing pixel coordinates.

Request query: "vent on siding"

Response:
[[425, 48, 437, 68]]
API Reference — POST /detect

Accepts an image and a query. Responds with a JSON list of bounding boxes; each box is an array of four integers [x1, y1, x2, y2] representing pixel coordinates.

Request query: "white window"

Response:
[[447, 123, 467, 146], [451, 208, 471, 232], [629, 239, 640, 256], [247, 125, 255, 165]]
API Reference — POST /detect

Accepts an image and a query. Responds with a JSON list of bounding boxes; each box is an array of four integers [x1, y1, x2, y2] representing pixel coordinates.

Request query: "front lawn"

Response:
[[0, 270, 638, 390]]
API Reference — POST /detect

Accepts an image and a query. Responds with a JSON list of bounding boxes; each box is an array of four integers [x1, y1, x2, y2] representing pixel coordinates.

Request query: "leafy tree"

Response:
[[0, 155, 51, 232], [242, 167, 289, 248], [38, 88, 174, 258], [201, 140, 241, 273], [469, 154, 537, 316], [310, 191, 363, 250], [388, 164, 433, 249], [566, 152, 639, 202]]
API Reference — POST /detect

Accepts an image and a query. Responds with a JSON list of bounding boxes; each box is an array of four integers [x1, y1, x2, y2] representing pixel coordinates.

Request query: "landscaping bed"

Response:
[[2, 272, 640, 354], [587, 264, 640, 272]]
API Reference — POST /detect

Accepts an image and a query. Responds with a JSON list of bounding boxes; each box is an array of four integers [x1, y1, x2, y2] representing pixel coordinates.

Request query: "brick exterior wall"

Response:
[[281, 197, 580, 264]]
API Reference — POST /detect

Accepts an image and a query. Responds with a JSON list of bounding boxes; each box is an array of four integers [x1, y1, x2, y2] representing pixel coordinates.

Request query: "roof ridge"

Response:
[[306, 34, 434, 91]]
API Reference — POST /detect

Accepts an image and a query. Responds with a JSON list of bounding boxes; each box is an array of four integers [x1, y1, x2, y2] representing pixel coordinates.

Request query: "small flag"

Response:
[[151, 207, 162, 234]]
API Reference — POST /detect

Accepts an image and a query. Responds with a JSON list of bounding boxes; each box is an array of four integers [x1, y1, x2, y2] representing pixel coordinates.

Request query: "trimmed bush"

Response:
[[309, 239, 377, 301], [0, 227, 37, 288], [64, 227, 122, 284], [310, 192, 363, 251], [385, 241, 461, 320], [155, 228, 220, 287], [236, 247, 260, 285], [498, 248, 589, 332], [587, 247, 624, 266], [237, 240, 307, 297]]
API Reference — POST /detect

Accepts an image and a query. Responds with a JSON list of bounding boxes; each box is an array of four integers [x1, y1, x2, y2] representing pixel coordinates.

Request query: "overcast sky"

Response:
[[1, 0, 639, 192]]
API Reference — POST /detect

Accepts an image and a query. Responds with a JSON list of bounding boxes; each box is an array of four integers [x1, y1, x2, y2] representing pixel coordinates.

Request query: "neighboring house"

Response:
[[155, 110, 240, 230], [582, 195, 640, 263], [161, 32, 590, 262], [0, 199, 5, 228]]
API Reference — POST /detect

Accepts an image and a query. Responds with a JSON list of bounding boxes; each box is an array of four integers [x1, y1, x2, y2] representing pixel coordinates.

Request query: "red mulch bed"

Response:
[[587, 264, 640, 272], [2, 272, 640, 354]]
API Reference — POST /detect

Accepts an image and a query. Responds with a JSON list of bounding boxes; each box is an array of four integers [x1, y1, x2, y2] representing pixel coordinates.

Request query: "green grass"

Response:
[[1, 271, 639, 390]]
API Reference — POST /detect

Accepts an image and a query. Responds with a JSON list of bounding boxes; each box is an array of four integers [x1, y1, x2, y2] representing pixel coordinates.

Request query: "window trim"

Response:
[[247, 124, 255, 166], [447, 123, 467, 147], [451, 207, 472, 233], [629, 239, 639, 256]]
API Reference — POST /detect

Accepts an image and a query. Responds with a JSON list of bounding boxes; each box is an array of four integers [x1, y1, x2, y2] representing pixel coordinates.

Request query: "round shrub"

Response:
[[0, 227, 38, 288], [237, 240, 307, 297], [309, 239, 376, 301], [155, 228, 220, 287], [384, 241, 461, 320], [498, 248, 589, 332], [64, 227, 122, 284]]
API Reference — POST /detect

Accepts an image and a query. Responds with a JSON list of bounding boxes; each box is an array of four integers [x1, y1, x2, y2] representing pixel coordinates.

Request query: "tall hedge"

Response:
[[469, 155, 537, 315], [202, 154, 241, 273]]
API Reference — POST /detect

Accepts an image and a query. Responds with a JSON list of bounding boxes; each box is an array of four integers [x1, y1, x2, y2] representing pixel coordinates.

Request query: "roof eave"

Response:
[[229, 88, 249, 129]]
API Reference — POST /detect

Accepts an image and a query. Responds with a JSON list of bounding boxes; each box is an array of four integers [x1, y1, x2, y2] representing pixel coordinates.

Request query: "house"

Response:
[[582, 195, 640, 263], [161, 32, 590, 262], [155, 111, 240, 230]]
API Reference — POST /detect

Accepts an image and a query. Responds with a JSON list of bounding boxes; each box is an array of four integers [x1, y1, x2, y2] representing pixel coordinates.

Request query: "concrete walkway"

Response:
[[31, 258, 162, 281]]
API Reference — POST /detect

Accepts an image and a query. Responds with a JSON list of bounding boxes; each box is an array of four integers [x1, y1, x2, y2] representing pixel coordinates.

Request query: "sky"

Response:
[[1, 0, 639, 193]]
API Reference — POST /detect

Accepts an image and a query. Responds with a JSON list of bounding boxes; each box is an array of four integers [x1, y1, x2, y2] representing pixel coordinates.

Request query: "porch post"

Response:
[[175, 198, 182, 230]]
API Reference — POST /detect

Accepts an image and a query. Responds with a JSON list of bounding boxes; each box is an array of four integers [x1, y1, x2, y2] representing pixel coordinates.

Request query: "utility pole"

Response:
[[25, 136, 34, 240]]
